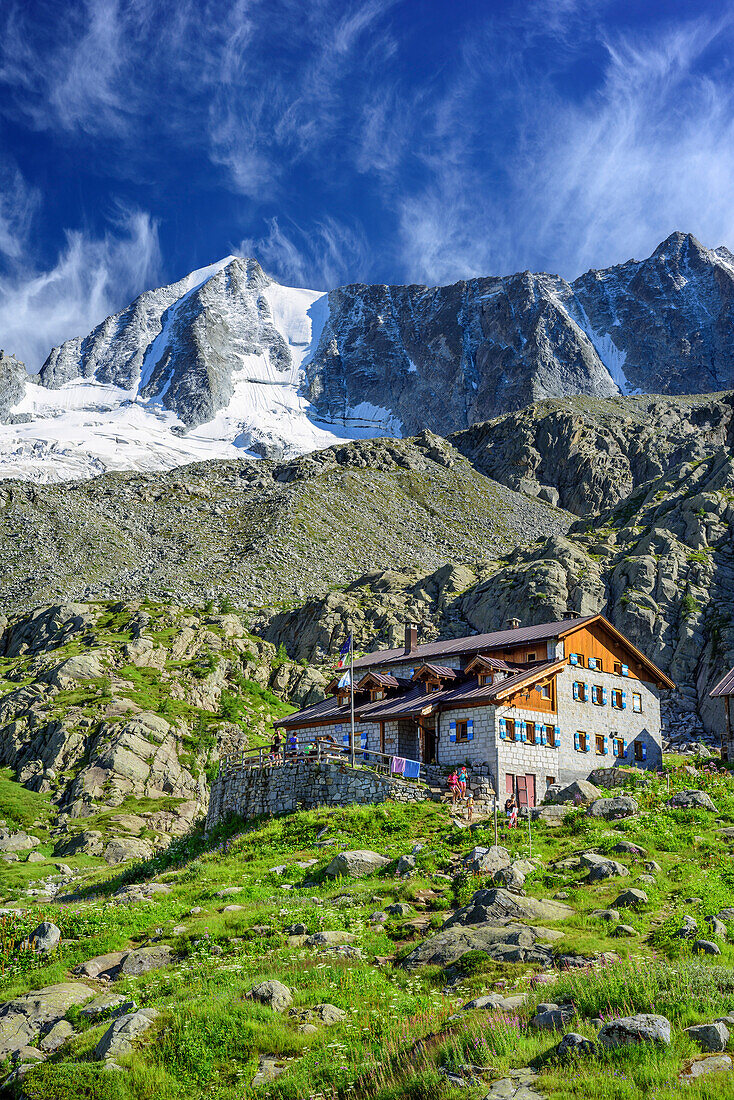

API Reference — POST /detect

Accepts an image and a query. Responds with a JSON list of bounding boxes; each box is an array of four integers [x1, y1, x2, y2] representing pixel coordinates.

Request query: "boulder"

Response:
[[53, 831, 104, 857], [705, 917, 727, 939], [95, 1007, 159, 1061], [39, 1019, 74, 1053], [598, 1014, 671, 1048], [403, 921, 552, 969], [463, 845, 511, 875], [119, 945, 173, 977], [556, 1032, 596, 1058], [587, 797, 638, 820], [679, 1055, 734, 1083], [591, 909, 620, 922], [613, 889, 648, 909], [667, 789, 716, 811], [552, 780, 602, 804], [396, 854, 416, 875], [79, 994, 135, 1021], [0, 983, 94, 1059], [611, 924, 636, 938], [612, 841, 646, 856], [246, 980, 293, 1013], [443, 888, 573, 929], [694, 940, 722, 956], [386, 903, 413, 917], [531, 1005, 575, 1032], [311, 1003, 346, 1025], [0, 831, 41, 853], [103, 837, 154, 865], [582, 855, 630, 882], [306, 931, 355, 945], [25, 922, 60, 953], [493, 865, 526, 890], [673, 915, 698, 939], [530, 805, 573, 825], [74, 951, 126, 979], [685, 1022, 729, 1052], [324, 850, 390, 879]]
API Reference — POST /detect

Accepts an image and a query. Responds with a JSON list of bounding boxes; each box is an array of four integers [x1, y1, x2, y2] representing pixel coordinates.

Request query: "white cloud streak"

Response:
[[395, 10, 734, 283], [0, 209, 160, 371], [238, 215, 370, 288]]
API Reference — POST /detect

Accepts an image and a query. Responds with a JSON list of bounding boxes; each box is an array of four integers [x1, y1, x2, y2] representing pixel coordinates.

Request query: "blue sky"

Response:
[[1, 0, 734, 368]]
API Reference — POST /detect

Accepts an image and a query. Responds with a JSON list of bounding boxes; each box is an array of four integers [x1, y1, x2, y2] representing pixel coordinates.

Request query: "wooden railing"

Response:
[[218, 739, 426, 783]]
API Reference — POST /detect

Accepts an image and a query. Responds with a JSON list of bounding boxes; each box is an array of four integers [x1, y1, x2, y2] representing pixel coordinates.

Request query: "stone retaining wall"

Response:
[[206, 759, 430, 829]]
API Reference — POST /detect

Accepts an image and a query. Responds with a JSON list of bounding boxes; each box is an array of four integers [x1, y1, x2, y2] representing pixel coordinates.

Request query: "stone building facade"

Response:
[[277, 614, 673, 807]]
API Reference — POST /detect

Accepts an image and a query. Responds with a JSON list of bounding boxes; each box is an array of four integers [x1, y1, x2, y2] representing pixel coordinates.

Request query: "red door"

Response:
[[516, 775, 527, 806], [505, 773, 515, 795], [525, 773, 536, 808]]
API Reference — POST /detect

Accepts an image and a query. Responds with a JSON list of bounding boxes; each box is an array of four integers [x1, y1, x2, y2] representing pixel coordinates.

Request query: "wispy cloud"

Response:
[[0, 208, 160, 371], [394, 9, 734, 283], [238, 214, 369, 288]]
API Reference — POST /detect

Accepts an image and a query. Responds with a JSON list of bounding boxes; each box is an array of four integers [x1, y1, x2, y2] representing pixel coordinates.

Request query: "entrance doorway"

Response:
[[506, 772, 537, 808], [420, 719, 436, 764]]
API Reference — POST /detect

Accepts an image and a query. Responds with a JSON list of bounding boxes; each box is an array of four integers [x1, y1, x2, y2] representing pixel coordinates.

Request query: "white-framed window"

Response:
[[538, 683, 551, 699], [573, 681, 588, 702], [632, 692, 642, 713], [611, 689, 623, 709], [456, 719, 469, 742], [595, 734, 605, 754], [613, 736, 624, 757]]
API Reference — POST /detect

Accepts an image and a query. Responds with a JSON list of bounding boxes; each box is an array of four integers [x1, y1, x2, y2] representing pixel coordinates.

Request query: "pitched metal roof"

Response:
[[412, 663, 458, 680], [711, 667, 734, 697], [357, 672, 401, 688], [353, 616, 595, 668]]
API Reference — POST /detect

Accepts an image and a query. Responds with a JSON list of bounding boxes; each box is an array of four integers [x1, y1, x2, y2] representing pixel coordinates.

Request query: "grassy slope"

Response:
[[3, 761, 734, 1098]]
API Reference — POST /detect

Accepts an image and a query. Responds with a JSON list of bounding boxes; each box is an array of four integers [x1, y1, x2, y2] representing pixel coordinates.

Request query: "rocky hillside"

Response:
[[3, 765, 734, 1098], [255, 393, 734, 738], [0, 433, 568, 616], [0, 599, 323, 893], [2, 232, 734, 482]]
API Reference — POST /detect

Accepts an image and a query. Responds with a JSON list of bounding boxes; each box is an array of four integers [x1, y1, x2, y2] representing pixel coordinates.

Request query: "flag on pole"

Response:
[[338, 670, 351, 688], [336, 634, 353, 669]]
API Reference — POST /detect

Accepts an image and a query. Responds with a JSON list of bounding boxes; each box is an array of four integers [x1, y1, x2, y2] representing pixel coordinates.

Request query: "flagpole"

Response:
[[349, 633, 355, 768]]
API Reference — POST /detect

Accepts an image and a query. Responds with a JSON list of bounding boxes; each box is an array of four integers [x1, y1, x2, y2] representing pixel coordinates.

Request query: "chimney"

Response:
[[505, 617, 521, 630], [404, 623, 418, 653]]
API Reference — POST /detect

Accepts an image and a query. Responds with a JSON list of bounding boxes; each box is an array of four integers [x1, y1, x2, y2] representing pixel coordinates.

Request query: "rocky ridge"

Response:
[[1, 233, 734, 481]]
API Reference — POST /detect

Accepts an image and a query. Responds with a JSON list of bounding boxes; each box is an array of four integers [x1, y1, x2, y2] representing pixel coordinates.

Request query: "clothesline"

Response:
[[390, 756, 421, 779]]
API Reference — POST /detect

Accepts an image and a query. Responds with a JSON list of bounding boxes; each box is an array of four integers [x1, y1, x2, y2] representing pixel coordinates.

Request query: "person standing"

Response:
[[448, 770, 459, 803], [271, 731, 282, 761], [457, 765, 468, 799]]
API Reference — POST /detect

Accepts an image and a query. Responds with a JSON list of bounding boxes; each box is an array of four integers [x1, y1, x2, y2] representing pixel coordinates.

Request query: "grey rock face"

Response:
[[0, 830, 40, 852], [0, 352, 27, 422], [0, 982, 94, 1059], [25, 922, 61, 953], [551, 780, 602, 804], [95, 1007, 159, 1061], [246, 980, 293, 1013], [119, 945, 173, 976], [443, 888, 573, 929], [667, 789, 717, 811], [464, 844, 511, 875], [587, 797, 638, 820], [556, 1032, 596, 1058], [598, 1014, 671, 1047], [684, 1021, 729, 1052], [403, 920, 552, 969], [693, 940, 722, 956], [323, 850, 390, 879], [613, 889, 648, 909]]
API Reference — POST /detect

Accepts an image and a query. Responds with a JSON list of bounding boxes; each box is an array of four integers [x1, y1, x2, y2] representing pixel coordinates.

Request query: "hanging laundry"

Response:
[[403, 759, 421, 779], [391, 756, 406, 775]]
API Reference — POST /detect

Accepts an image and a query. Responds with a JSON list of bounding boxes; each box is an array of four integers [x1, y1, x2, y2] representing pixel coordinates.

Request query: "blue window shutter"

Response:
[[584, 682, 589, 701], [602, 688, 608, 704], [540, 727, 547, 745], [467, 718, 474, 741], [554, 725, 560, 747], [343, 731, 350, 747], [622, 738, 628, 756], [336, 724, 343, 732], [570, 653, 578, 666], [449, 720, 456, 743], [621, 691, 627, 709], [519, 720, 526, 742], [360, 730, 367, 749], [641, 743, 647, 761], [574, 731, 580, 751], [499, 718, 506, 740], [622, 664, 629, 676], [589, 657, 596, 670], [603, 735, 608, 755], [573, 682, 579, 700]]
